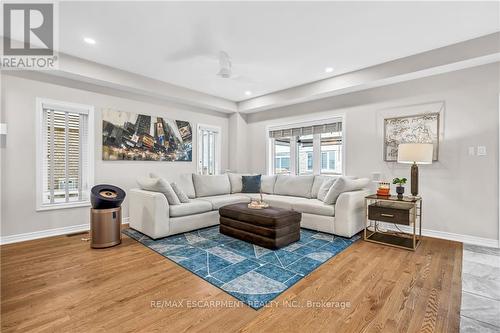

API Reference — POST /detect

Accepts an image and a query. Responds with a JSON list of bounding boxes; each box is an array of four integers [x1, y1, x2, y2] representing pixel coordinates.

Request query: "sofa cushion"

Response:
[[228, 173, 253, 193], [323, 177, 370, 204], [192, 174, 231, 197], [179, 173, 196, 199], [239, 193, 263, 201], [169, 199, 213, 217], [293, 199, 335, 217], [261, 175, 276, 194], [150, 172, 196, 199], [274, 175, 315, 198], [171, 182, 190, 203], [262, 195, 306, 210], [311, 175, 339, 198], [317, 178, 337, 202], [137, 177, 181, 205], [242, 175, 261, 193], [198, 194, 250, 210]]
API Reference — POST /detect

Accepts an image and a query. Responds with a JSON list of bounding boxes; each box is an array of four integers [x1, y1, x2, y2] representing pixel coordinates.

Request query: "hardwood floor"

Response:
[[1, 231, 462, 332]]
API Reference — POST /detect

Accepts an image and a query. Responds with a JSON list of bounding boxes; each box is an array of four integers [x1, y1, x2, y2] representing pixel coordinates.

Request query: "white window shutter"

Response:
[[40, 106, 90, 206]]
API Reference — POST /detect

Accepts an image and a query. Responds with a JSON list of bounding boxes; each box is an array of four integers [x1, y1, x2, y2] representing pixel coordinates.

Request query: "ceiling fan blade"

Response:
[[165, 46, 204, 62], [231, 74, 259, 84], [165, 21, 216, 62]]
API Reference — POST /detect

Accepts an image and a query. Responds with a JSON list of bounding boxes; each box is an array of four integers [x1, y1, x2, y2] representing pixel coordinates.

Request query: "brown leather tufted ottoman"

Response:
[[219, 203, 301, 249]]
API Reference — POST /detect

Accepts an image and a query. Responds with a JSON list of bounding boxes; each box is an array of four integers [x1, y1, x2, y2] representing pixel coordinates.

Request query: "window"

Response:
[[274, 138, 291, 174], [36, 98, 94, 210], [198, 124, 221, 175], [321, 152, 335, 170], [297, 135, 313, 175], [268, 118, 343, 175], [320, 131, 342, 174]]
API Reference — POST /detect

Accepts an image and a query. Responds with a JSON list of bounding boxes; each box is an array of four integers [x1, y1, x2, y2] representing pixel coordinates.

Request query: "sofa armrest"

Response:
[[334, 189, 370, 237], [129, 189, 170, 239]]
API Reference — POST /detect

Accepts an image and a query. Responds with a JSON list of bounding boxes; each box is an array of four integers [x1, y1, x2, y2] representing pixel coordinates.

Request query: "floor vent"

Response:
[[66, 231, 89, 237]]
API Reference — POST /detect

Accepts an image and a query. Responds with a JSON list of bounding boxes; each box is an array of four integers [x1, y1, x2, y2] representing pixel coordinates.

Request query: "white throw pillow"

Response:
[[317, 178, 337, 202], [261, 175, 277, 194], [150, 173, 196, 199], [322, 177, 370, 205], [311, 175, 339, 198], [178, 174, 196, 199], [137, 177, 181, 205], [171, 182, 190, 203]]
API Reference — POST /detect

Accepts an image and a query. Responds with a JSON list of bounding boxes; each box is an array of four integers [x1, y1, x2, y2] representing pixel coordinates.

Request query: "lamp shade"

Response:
[[397, 143, 433, 164]]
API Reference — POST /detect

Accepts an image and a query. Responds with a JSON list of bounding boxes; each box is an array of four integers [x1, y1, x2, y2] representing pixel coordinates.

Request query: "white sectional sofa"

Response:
[[129, 173, 369, 239]]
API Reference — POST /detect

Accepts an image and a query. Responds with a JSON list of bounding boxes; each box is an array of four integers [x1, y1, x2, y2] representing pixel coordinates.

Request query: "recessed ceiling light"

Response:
[[244, 91, 252, 96], [325, 67, 334, 73], [84, 37, 96, 45]]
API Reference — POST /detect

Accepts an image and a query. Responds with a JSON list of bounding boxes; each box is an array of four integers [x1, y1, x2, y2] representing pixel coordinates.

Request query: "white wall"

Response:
[[246, 63, 499, 241], [0, 75, 229, 237], [1, 64, 498, 243], [228, 112, 249, 173]]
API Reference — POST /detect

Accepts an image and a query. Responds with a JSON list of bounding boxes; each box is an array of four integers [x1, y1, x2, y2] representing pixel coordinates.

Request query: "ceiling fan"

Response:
[[214, 51, 258, 84], [166, 47, 249, 81], [164, 24, 254, 82]]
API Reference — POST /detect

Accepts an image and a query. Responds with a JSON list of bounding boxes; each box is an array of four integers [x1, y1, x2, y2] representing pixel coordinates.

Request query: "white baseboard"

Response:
[[1, 217, 131, 245], [2, 218, 498, 248], [0, 224, 90, 245], [377, 222, 499, 248]]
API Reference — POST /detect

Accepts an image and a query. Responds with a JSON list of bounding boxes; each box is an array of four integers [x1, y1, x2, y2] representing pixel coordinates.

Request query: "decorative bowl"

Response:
[[248, 201, 269, 209], [376, 188, 390, 196]]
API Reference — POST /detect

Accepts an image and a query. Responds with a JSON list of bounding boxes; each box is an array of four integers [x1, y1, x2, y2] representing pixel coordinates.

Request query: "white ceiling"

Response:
[[59, 1, 499, 102]]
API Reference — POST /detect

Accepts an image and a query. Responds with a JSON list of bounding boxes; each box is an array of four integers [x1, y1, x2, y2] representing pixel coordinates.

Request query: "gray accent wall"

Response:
[[0, 75, 229, 237], [245, 63, 499, 242]]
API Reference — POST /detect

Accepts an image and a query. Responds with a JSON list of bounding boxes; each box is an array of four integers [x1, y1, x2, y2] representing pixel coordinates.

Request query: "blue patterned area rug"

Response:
[[123, 226, 359, 309]]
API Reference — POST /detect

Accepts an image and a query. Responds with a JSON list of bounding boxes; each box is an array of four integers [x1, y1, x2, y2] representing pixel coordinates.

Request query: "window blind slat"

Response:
[[49, 110, 55, 204], [81, 115, 89, 200], [78, 114, 83, 200], [64, 112, 69, 203], [269, 121, 342, 138]]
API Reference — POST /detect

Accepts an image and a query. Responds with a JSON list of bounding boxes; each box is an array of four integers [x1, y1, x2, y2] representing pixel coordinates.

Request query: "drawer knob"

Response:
[[380, 213, 394, 218]]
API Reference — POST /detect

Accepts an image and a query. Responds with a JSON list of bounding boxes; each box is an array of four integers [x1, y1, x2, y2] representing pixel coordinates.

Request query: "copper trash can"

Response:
[[90, 184, 126, 249]]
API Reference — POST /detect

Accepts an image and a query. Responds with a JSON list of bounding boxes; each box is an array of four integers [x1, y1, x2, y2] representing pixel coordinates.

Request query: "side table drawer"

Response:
[[368, 205, 410, 225]]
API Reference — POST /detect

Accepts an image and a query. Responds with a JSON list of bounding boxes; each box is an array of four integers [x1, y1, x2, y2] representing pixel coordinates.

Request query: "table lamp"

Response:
[[397, 143, 433, 197]]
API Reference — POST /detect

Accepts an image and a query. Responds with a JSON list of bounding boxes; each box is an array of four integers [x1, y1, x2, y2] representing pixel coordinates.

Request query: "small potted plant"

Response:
[[392, 177, 407, 199]]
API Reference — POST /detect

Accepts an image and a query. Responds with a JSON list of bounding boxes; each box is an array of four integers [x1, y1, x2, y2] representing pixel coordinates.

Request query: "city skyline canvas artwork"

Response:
[[384, 112, 439, 162], [102, 109, 192, 161]]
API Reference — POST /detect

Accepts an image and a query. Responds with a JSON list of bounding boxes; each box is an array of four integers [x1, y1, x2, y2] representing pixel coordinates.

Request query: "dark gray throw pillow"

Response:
[[242, 175, 262, 193]]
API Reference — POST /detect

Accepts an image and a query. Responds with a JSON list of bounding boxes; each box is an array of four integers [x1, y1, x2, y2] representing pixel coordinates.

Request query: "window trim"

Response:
[[196, 123, 222, 175], [35, 98, 95, 211], [266, 115, 345, 176]]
